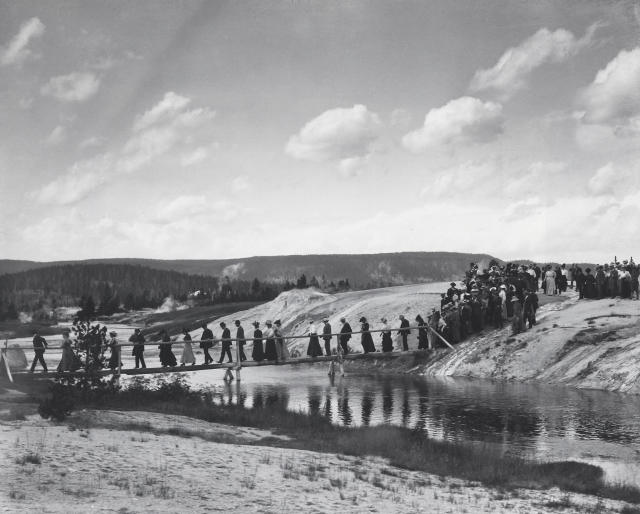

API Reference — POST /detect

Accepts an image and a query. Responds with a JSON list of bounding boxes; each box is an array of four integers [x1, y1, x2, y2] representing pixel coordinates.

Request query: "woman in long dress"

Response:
[[415, 315, 429, 350], [180, 327, 195, 366], [359, 317, 376, 353], [107, 330, 121, 370], [158, 329, 177, 367], [274, 320, 288, 361], [263, 320, 278, 362], [252, 322, 265, 362], [57, 329, 76, 372], [306, 321, 323, 357], [545, 267, 556, 295], [380, 318, 393, 352]]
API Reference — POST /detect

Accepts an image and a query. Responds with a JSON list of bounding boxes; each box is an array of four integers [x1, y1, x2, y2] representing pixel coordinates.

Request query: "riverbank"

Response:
[[2, 391, 639, 513], [343, 292, 640, 394]]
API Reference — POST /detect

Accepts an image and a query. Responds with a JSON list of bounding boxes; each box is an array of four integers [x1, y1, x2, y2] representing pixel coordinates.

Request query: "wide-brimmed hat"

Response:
[[359, 317, 367, 323], [109, 331, 117, 336], [252, 321, 260, 327], [274, 319, 281, 325], [265, 320, 272, 325]]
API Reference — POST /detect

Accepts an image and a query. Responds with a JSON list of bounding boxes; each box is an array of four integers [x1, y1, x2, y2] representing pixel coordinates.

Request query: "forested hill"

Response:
[[0, 251, 499, 289]]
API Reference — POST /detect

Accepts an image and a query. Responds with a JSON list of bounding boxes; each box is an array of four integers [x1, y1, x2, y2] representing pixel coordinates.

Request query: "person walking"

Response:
[[235, 320, 247, 362], [217, 322, 233, 363], [322, 318, 332, 356], [263, 320, 278, 362], [252, 321, 265, 362], [306, 320, 323, 358], [29, 330, 48, 372], [397, 314, 410, 351], [380, 318, 393, 352], [130, 328, 146, 369], [339, 317, 352, 354], [158, 329, 177, 367], [107, 330, 122, 370], [180, 327, 195, 366], [200, 323, 214, 365], [359, 317, 376, 353], [57, 328, 76, 372], [415, 315, 429, 350]]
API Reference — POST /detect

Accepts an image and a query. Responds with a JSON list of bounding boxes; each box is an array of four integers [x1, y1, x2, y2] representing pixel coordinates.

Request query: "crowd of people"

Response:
[[26, 258, 638, 374]]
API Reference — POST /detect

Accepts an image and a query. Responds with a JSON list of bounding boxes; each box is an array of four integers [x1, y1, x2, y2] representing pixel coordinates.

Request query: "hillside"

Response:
[[0, 251, 500, 288]]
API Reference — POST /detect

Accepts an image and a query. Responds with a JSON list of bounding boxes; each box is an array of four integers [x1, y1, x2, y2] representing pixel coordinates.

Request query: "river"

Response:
[[160, 364, 640, 487]]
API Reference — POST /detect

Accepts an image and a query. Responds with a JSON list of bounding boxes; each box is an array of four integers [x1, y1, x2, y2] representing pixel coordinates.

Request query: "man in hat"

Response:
[[29, 330, 48, 373], [397, 315, 410, 351], [200, 323, 214, 365], [322, 318, 332, 356], [339, 317, 351, 354], [446, 282, 458, 300], [129, 328, 146, 369], [218, 322, 233, 363], [234, 320, 247, 362]]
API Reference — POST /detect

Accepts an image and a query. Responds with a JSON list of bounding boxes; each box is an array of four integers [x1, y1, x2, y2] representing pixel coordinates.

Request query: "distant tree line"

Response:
[[0, 264, 352, 321]]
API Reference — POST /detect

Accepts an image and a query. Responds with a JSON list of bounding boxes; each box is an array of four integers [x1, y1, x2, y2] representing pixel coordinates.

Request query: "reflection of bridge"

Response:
[[1, 324, 452, 385]]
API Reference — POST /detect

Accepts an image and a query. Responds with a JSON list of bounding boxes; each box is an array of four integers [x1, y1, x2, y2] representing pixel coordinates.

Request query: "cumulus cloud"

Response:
[[0, 17, 45, 67], [579, 47, 640, 130], [588, 162, 616, 195], [34, 92, 216, 204], [402, 96, 503, 152], [285, 104, 381, 167], [470, 25, 597, 100], [41, 72, 100, 102]]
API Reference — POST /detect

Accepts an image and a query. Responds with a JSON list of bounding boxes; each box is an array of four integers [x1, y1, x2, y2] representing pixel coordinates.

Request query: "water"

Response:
[[166, 365, 640, 487]]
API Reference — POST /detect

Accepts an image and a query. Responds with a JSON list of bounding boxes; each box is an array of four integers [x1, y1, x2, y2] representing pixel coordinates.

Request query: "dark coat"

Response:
[[339, 322, 352, 344], [200, 328, 213, 349]]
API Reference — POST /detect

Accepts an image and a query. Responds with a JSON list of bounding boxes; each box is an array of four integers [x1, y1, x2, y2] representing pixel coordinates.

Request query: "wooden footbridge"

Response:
[[1, 324, 454, 385]]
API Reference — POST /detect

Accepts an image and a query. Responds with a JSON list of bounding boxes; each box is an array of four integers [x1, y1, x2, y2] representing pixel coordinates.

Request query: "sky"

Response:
[[1, 0, 639, 264]]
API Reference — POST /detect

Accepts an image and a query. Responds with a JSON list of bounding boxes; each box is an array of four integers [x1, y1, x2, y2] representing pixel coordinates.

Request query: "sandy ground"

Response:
[[0, 409, 633, 513]]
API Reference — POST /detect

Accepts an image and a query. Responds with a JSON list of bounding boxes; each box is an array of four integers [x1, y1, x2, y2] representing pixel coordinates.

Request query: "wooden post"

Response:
[[1, 340, 13, 383], [116, 343, 122, 387]]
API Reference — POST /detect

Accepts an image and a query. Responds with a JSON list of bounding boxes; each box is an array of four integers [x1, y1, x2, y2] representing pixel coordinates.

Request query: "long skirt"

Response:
[[180, 342, 195, 364], [545, 277, 556, 295], [276, 338, 289, 361], [57, 345, 76, 372], [159, 345, 177, 367], [107, 347, 121, 369], [264, 338, 278, 361], [252, 340, 265, 361], [418, 328, 429, 350], [381, 333, 393, 352], [307, 335, 323, 357]]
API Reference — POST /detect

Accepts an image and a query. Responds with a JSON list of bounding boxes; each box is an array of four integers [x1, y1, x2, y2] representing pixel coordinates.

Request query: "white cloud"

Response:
[[133, 92, 192, 132], [285, 104, 381, 166], [32, 154, 113, 205], [402, 96, 503, 152], [503, 161, 567, 199], [420, 160, 498, 198], [579, 47, 640, 130], [0, 17, 45, 67], [41, 72, 100, 102], [180, 146, 209, 167], [231, 175, 250, 192], [45, 125, 67, 146], [588, 162, 616, 195], [470, 25, 597, 100], [34, 92, 216, 204]]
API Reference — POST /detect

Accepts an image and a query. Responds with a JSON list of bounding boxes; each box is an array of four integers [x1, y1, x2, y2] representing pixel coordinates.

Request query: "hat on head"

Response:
[[500, 285, 507, 289], [359, 316, 367, 323], [109, 331, 117, 336], [450, 282, 456, 286], [252, 321, 259, 327], [340, 317, 345, 322], [381, 317, 387, 323], [275, 319, 281, 325], [266, 320, 272, 325], [322, 318, 329, 322]]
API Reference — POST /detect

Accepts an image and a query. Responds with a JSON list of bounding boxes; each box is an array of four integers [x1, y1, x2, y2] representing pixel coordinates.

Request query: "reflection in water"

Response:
[[188, 365, 640, 486]]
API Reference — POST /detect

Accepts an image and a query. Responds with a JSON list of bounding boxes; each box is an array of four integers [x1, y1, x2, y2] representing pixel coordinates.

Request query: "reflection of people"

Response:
[[361, 389, 374, 426], [30, 330, 48, 373], [180, 327, 195, 366], [130, 328, 146, 369], [200, 323, 214, 364], [57, 329, 75, 372]]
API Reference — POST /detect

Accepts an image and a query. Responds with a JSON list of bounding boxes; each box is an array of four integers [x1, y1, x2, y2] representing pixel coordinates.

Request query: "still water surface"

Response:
[[170, 365, 640, 487]]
